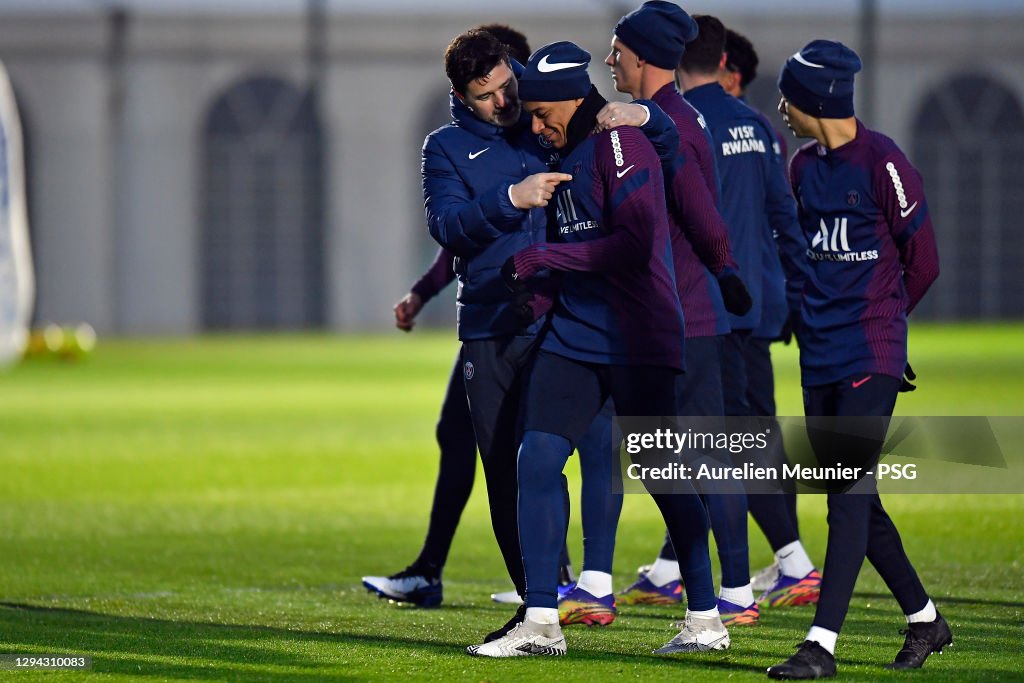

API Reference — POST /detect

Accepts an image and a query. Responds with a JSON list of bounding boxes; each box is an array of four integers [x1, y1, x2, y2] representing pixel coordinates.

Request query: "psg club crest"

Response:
[[537, 134, 553, 149], [847, 190, 860, 207], [463, 361, 475, 380]]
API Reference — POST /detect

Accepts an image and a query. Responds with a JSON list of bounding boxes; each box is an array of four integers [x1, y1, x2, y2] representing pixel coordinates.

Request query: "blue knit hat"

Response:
[[518, 41, 592, 102], [615, 1, 698, 70], [778, 40, 862, 118]]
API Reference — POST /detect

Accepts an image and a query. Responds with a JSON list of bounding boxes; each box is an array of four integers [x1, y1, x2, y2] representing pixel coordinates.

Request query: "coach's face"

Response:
[[525, 98, 582, 149], [459, 60, 521, 127]]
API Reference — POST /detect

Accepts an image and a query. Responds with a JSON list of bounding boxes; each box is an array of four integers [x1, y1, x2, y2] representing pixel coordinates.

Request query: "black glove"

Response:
[[511, 290, 535, 326], [779, 310, 801, 345], [899, 363, 917, 392], [717, 272, 752, 316], [501, 256, 526, 292]]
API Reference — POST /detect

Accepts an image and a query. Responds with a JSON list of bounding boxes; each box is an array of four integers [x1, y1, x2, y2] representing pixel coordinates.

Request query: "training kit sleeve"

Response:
[[660, 94, 736, 276], [410, 246, 457, 302], [872, 149, 940, 313]]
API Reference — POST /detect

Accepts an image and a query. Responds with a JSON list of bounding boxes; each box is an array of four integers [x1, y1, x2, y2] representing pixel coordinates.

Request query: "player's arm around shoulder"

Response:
[[624, 99, 680, 168]]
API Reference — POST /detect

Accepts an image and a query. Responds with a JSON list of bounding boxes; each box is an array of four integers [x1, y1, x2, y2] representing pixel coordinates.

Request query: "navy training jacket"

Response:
[[422, 93, 554, 341]]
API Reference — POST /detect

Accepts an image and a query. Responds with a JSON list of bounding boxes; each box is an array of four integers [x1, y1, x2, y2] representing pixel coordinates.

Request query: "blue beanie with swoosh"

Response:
[[615, 1, 698, 70], [518, 41, 592, 102], [778, 40, 862, 118]]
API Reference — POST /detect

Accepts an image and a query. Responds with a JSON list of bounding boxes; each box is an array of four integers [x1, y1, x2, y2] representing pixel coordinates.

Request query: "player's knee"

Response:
[[517, 431, 573, 489]]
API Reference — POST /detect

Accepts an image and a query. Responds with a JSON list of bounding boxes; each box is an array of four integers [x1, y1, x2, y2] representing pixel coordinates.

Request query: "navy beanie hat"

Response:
[[615, 1, 698, 70], [778, 40, 862, 118], [518, 41, 592, 102]]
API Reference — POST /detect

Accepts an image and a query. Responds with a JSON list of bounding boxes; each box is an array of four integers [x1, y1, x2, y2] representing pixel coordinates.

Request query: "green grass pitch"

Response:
[[0, 324, 1022, 681]]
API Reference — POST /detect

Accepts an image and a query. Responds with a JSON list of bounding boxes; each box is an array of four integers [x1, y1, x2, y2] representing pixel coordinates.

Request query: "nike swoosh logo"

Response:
[[778, 551, 794, 560], [616, 164, 635, 179], [792, 52, 826, 68], [538, 55, 586, 73], [468, 148, 489, 160], [852, 376, 873, 388], [900, 201, 918, 218]]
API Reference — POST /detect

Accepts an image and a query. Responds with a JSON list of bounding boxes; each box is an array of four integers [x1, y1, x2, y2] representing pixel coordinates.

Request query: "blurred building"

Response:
[[1, 0, 1022, 334]]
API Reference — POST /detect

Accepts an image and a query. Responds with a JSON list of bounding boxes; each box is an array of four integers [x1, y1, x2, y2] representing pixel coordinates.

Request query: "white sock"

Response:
[[719, 583, 755, 607], [687, 606, 720, 619], [776, 540, 815, 578], [575, 570, 613, 598], [525, 607, 559, 625], [806, 626, 838, 655], [906, 599, 937, 624], [646, 557, 681, 587]]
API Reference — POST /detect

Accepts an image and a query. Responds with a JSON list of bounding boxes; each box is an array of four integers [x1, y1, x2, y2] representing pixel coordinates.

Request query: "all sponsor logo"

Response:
[[555, 188, 598, 235], [812, 216, 850, 252], [556, 188, 578, 224], [808, 217, 879, 262]]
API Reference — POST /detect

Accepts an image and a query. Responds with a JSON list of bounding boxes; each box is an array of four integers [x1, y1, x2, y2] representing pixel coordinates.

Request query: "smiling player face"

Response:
[[524, 99, 582, 149]]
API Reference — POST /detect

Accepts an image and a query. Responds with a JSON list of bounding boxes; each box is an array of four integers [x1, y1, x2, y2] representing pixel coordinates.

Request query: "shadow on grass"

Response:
[[0, 602, 450, 681], [0, 602, 769, 678], [2, 597, 1013, 680]]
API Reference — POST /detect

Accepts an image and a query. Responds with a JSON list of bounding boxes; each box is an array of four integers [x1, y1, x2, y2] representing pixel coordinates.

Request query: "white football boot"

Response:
[[467, 618, 567, 658], [654, 612, 730, 654]]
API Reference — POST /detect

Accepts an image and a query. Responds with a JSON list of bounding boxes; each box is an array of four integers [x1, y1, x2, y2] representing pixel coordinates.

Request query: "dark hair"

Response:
[[725, 28, 759, 89], [678, 15, 726, 75], [445, 29, 510, 95], [474, 23, 531, 65]]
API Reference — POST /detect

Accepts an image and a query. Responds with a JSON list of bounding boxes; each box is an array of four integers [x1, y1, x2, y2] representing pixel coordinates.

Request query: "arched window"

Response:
[[912, 73, 1024, 319], [201, 75, 325, 330]]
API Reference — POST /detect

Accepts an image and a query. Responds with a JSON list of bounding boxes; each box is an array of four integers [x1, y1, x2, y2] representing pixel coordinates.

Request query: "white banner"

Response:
[[0, 59, 34, 367]]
